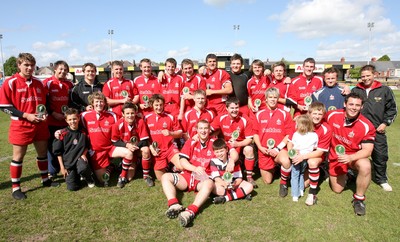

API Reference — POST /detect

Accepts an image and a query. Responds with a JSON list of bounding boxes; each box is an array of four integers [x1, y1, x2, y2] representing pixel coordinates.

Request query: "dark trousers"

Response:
[[371, 132, 389, 184], [66, 158, 92, 191], [48, 125, 65, 175]]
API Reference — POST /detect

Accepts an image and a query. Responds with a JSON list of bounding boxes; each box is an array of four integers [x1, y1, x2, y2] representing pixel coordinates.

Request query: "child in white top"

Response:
[[287, 115, 318, 202]]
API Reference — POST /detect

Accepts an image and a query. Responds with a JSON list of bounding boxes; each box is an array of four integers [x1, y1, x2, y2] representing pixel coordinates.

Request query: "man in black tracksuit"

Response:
[[70, 63, 103, 113], [351, 65, 397, 191]]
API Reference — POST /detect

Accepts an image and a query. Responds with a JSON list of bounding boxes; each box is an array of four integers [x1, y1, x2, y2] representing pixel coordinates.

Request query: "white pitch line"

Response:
[[0, 147, 35, 162]]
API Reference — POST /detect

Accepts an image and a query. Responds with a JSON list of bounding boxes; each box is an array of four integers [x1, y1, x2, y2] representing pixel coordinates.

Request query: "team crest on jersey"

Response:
[[207, 150, 212, 156], [104, 121, 110, 126], [329, 95, 335, 100], [88, 121, 95, 125], [262, 83, 267, 88], [175, 83, 179, 88], [374, 97, 382, 102], [276, 119, 282, 126], [73, 139, 78, 145], [36, 88, 41, 93], [212, 77, 215, 82], [190, 84, 194, 89], [151, 84, 154, 88], [312, 85, 317, 91], [163, 122, 167, 129], [348, 131, 355, 138]]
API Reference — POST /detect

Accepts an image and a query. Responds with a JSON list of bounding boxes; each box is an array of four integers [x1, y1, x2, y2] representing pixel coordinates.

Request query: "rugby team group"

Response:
[[0, 52, 397, 227]]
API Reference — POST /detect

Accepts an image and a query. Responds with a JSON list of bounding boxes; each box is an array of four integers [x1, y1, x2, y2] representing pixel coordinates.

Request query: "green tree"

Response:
[[377, 54, 391, 61], [4, 56, 17, 76], [349, 66, 361, 79]]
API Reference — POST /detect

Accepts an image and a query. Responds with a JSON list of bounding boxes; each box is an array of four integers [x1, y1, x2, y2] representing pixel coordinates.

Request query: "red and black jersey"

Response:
[[144, 112, 182, 151], [180, 138, 216, 175], [204, 69, 231, 111], [0, 73, 46, 124], [326, 110, 375, 160], [287, 74, 323, 117], [253, 107, 294, 148], [81, 110, 118, 151], [247, 75, 270, 111], [182, 107, 214, 138], [103, 77, 138, 117], [43, 76, 74, 126], [211, 113, 253, 142], [134, 75, 160, 116], [159, 74, 183, 117], [268, 77, 290, 112], [111, 117, 149, 143], [181, 74, 207, 111]]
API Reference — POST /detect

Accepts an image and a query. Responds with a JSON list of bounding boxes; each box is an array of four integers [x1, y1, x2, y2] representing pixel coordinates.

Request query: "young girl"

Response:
[[287, 115, 318, 202]]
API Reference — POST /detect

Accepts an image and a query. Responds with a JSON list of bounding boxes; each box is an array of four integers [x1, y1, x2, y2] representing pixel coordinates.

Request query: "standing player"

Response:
[[326, 93, 375, 216], [247, 59, 270, 116], [134, 58, 161, 117], [228, 53, 251, 116], [103, 60, 138, 118], [312, 67, 345, 111], [158, 58, 184, 118], [43, 60, 74, 179], [286, 58, 324, 117], [253, 87, 293, 197], [211, 97, 257, 187], [144, 94, 183, 183], [351, 65, 397, 191], [269, 61, 291, 112], [0, 53, 54, 200], [181, 89, 214, 141], [70, 63, 103, 113], [178, 58, 206, 120], [202, 53, 233, 115]]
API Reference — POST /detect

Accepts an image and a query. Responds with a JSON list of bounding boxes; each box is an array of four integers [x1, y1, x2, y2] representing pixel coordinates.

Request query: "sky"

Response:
[[1, 0, 400, 68]]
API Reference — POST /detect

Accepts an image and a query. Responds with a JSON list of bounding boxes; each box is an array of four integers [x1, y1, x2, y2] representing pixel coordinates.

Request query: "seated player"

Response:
[[111, 102, 151, 188], [211, 97, 257, 187], [211, 138, 254, 204], [161, 120, 237, 227]]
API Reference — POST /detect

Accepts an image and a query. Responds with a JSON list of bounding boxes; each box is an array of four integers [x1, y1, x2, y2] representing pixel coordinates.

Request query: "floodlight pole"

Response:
[[108, 29, 114, 63], [233, 25, 240, 53], [0, 34, 4, 76], [367, 22, 374, 64]]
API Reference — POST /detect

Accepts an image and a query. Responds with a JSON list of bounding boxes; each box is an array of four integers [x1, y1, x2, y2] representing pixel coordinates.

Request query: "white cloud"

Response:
[[271, 0, 394, 39], [203, 0, 254, 7], [271, 0, 400, 60], [167, 47, 190, 58], [32, 40, 71, 51]]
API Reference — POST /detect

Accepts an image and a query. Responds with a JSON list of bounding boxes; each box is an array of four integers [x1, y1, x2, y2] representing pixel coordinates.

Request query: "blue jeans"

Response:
[[291, 161, 307, 198]]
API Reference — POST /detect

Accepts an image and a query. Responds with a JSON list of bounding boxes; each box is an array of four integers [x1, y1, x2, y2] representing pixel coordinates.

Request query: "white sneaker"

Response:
[[305, 194, 317, 206], [300, 190, 304, 197], [380, 183, 393, 192], [292, 196, 299, 202]]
